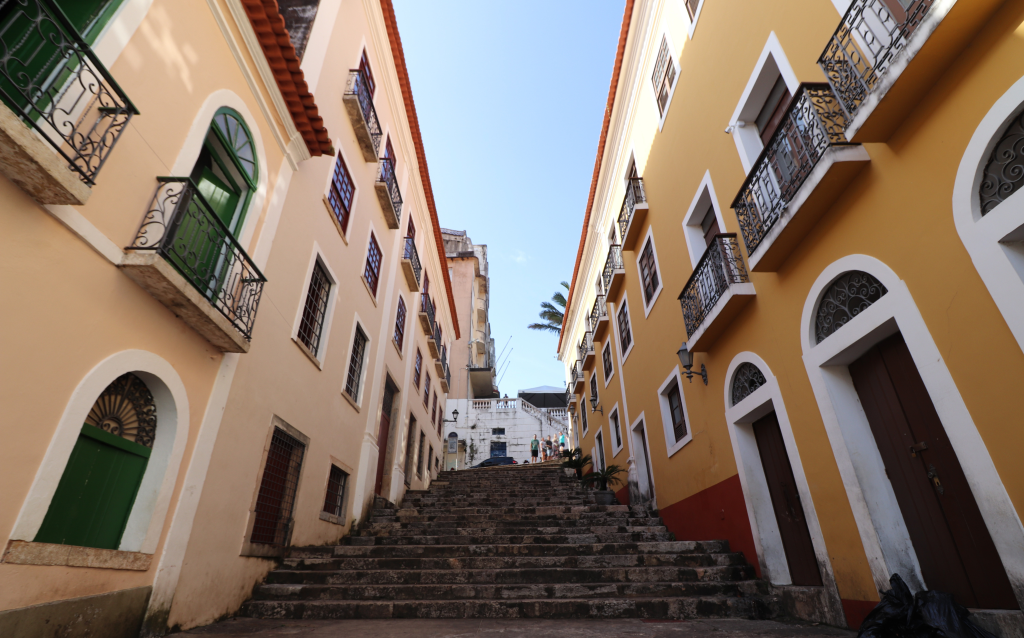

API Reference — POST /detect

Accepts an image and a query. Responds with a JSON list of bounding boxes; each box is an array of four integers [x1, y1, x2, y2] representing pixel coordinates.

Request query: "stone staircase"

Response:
[[242, 463, 776, 620]]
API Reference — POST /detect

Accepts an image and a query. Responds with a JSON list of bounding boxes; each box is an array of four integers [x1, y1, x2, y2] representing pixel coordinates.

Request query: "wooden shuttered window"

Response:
[[617, 303, 632, 353], [651, 36, 677, 116], [345, 325, 368, 399], [394, 297, 407, 349], [322, 465, 348, 517], [603, 345, 613, 381], [328, 151, 355, 233], [667, 380, 687, 443], [684, 0, 700, 19], [359, 48, 375, 96], [423, 373, 431, 406], [639, 238, 660, 304], [413, 349, 422, 387]]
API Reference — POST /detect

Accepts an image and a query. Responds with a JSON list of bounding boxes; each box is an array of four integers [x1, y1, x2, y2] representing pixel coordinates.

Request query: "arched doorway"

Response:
[[34, 373, 157, 550]]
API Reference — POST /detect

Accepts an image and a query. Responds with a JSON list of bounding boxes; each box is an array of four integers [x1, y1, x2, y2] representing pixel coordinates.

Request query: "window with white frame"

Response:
[[595, 430, 606, 470], [658, 368, 692, 456], [297, 260, 331, 357], [617, 302, 632, 354], [590, 373, 599, 405], [602, 343, 614, 383], [684, 0, 700, 19], [638, 236, 661, 307], [344, 325, 368, 400], [652, 36, 678, 117], [581, 397, 589, 435], [393, 296, 407, 350], [610, 408, 622, 453]]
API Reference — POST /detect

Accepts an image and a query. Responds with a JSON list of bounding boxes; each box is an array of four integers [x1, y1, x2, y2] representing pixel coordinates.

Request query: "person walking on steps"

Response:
[[544, 435, 553, 462], [531, 435, 539, 463]]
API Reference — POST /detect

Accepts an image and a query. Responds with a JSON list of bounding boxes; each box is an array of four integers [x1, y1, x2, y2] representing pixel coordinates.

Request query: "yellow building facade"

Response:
[[561, 0, 1024, 630], [0, 0, 457, 635]]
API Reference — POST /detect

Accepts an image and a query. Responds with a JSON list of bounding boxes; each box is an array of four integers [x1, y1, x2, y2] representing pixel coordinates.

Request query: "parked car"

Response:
[[472, 456, 517, 468]]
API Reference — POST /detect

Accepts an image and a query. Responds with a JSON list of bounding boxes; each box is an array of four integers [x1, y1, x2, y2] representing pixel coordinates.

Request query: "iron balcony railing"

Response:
[[344, 69, 382, 155], [0, 0, 138, 184], [377, 156, 403, 223], [565, 384, 572, 407], [577, 331, 594, 363], [421, 294, 436, 331], [570, 361, 582, 386], [732, 83, 853, 257], [403, 237, 421, 286], [677, 234, 750, 340], [602, 244, 624, 293], [590, 294, 606, 333], [818, 0, 934, 124], [432, 322, 443, 354], [616, 177, 647, 240], [128, 177, 267, 339]]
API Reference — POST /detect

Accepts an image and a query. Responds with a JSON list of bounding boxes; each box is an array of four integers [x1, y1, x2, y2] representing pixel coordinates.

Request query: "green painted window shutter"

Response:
[[34, 424, 150, 550]]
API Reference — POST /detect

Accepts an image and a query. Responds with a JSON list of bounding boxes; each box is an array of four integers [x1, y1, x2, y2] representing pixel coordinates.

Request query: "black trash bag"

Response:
[[858, 574, 999, 638]]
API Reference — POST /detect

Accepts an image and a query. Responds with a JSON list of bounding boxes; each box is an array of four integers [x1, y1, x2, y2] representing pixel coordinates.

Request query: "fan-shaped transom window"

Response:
[[189, 108, 259, 238], [979, 109, 1024, 215], [212, 109, 257, 185], [815, 271, 888, 344], [35, 373, 158, 549], [731, 362, 767, 406]]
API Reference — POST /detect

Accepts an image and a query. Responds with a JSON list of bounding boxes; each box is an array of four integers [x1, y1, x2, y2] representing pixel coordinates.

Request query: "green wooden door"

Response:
[[34, 424, 150, 550]]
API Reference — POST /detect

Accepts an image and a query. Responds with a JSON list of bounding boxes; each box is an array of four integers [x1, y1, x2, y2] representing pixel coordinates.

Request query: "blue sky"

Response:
[[392, 0, 624, 396]]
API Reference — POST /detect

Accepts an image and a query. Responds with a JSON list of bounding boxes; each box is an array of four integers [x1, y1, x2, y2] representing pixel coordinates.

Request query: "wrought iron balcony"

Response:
[[578, 331, 595, 369], [602, 244, 625, 299], [732, 84, 868, 272], [442, 361, 451, 394], [677, 234, 755, 352], [123, 178, 266, 352], [435, 343, 447, 374], [401, 237, 421, 291], [616, 178, 649, 251], [343, 69, 382, 161], [570, 360, 584, 392], [590, 294, 608, 340], [428, 320, 442, 359], [375, 156, 403, 229], [0, 0, 138, 204], [418, 294, 435, 336]]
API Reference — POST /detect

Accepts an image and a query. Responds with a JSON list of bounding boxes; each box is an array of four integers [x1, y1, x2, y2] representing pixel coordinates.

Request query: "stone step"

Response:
[[288, 540, 730, 560], [283, 551, 747, 571], [371, 510, 649, 523], [366, 517, 665, 529], [264, 565, 755, 586], [362, 526, 668, 538], [390, 505, 628, 516], [349, 531, 675, 546], [253, 579, 767, 602], [241, 595, 776, 620]]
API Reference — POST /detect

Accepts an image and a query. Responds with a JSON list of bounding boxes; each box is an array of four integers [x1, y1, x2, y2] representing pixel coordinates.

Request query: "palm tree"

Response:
[[528, 281, 569, 333]]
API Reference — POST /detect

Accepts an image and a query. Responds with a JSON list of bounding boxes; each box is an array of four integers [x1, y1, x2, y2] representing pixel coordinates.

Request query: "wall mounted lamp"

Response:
[[442, 409, 459, 423], [677, 343, 708, 385], [589, 393, 604, 415]]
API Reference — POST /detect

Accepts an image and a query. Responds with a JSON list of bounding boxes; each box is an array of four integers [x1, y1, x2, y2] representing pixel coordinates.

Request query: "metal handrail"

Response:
[[377, 156, 403, 223], [577, 331, 594, 362], [590, 294, 606, 333], [616, 177, 647, 241], [602, 244, 624, 292], [677, 234, 750, 340], [344, 69, 382, 154], [818, 0, 934, 122], [731, 83, 854, 257], [128, 177, 267, 339], [0, 0, 139, 184], [403, 237, 422, 286]]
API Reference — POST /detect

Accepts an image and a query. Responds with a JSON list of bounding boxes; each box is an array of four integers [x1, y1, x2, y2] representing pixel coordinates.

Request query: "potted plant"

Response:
[[582, 464, 625, 505], [560, 447, 592, 480]]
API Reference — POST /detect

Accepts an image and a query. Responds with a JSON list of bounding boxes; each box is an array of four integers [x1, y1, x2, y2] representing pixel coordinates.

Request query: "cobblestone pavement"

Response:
[[179, 618, 857, 637]]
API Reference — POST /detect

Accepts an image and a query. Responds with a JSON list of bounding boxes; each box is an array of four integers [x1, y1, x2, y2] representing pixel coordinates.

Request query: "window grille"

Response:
[[603, 344, 613, 381], [345, 326, 368, 399], [652, 36, 677, 115], [328, 152, 355, 233], [423, 374, 431, 406], [667, 380, 687, 443], [413, 350, 422, 387], [251, 428, 305, 546], [490, 441, 507, 457], [815, 271, 888, 343], [394, 297, 407, 349], [639, 239, 660, 304], [492, 428, 505, 435], [364, 234, 383, 295], [617, 303, 632, 353], [731, 363, 767, 406], [322, 465, 348, 517], [417, 431, 425, 477], [359, 48, 375, 96], [298, 261, 330, 355]]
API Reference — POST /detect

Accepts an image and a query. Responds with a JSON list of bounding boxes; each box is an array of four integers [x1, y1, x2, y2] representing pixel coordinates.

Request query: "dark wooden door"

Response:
[[752, 412, 822, 586], [700, 207, 721, 248], [374, 383, 396, 496], [849, 333, 1017, 609]]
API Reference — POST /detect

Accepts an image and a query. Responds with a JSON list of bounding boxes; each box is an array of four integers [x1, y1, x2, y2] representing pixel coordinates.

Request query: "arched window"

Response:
[[34, 373, 157, 550], [979, 109, 1024, 215], [814, 271, 887, 344], [731, 362, 766, 406], [189, 107, 258, 237]]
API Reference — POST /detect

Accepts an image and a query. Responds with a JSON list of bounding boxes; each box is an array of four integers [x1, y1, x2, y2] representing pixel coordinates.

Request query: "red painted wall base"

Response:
[[841, 598, 877, 630], [615, 485, 629, 506], [658, 474, 761, 578]]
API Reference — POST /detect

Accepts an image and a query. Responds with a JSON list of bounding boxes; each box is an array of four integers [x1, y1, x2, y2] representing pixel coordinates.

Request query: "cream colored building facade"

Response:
[[562, 0, 1024, 632], [0, 0, 457, 636]]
